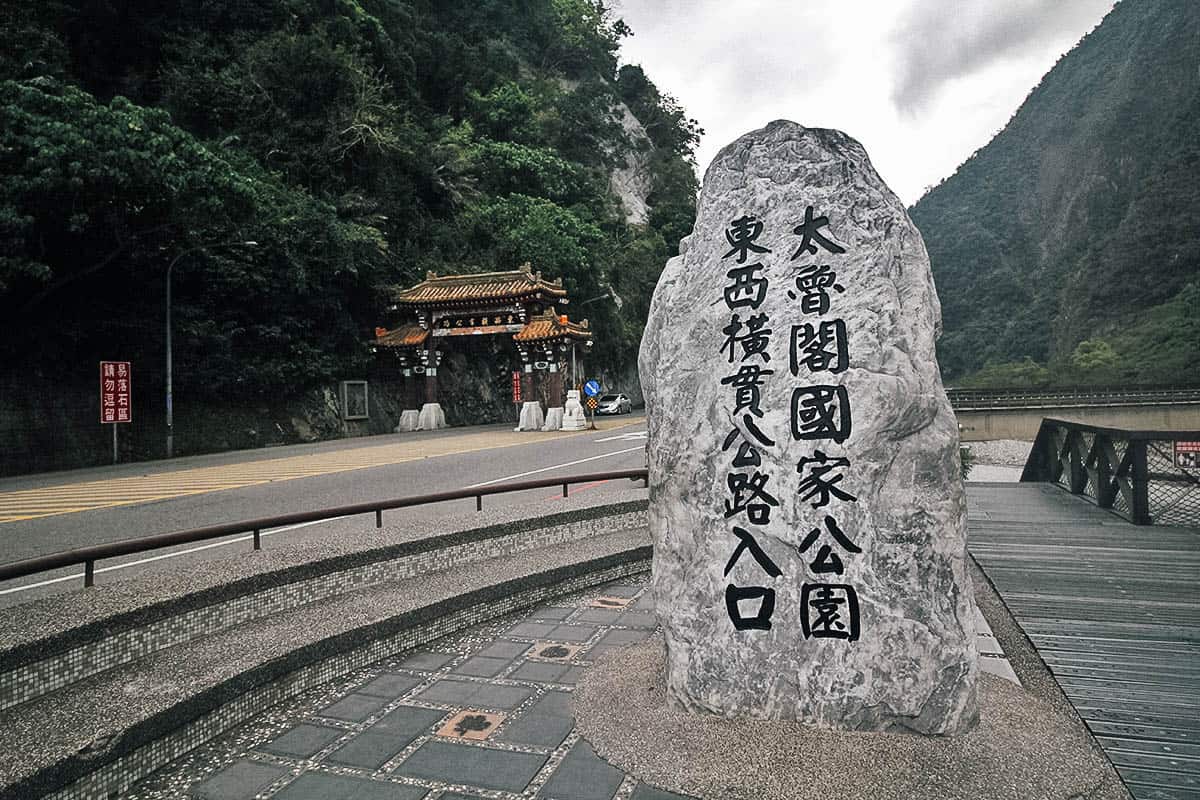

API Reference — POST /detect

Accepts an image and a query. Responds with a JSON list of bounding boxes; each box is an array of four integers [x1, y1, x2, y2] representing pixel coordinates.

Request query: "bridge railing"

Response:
[[0, 468, 650, 589], [1020, 418, 1199, 526], [947, 385, 1200, 410]]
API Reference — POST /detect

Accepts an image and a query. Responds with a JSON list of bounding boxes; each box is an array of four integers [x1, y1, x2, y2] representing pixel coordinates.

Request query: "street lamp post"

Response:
[[165, 241, 256, 458], [573, 289, 608, 391]]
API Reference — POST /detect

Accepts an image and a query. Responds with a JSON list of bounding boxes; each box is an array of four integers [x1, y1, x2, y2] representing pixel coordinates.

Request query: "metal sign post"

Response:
[[583, 379, 601, 430], [100, 361, 132, 464], [587, 396, 600, 429]]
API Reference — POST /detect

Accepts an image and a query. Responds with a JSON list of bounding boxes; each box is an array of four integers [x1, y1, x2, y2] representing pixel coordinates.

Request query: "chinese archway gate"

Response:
[[373, 265, 593, 431]]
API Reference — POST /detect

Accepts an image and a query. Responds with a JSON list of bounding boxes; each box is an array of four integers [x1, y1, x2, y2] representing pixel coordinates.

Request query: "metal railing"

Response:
[[947, 385, 1200, 410], [1020, 419, 1199, 526], [0, 468, 650, 588]]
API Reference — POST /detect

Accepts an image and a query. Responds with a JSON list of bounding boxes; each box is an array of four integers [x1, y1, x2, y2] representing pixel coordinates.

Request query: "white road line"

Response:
[[594, 431, 648, 443], [2, 444, 649, 596], [465, 446, 647, 488], [0, 516, 349, 596]]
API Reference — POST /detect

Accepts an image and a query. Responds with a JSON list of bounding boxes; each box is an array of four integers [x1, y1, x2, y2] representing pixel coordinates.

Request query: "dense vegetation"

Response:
[[0, 0, 699, 407], [911, 0, 1199, 387]]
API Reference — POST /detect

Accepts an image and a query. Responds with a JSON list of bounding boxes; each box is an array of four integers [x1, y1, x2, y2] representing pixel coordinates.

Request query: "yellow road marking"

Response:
[[0, 417, 645, 523]]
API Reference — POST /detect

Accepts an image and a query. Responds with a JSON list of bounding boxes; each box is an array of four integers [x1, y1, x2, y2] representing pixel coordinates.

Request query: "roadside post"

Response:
[[511, 370, 523, 422], [100, 361, 132, 464]]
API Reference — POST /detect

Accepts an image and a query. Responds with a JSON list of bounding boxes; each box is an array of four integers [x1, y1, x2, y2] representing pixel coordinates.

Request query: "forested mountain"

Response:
[[0, 0, 699, 467], [911, 0, 1200, 387]]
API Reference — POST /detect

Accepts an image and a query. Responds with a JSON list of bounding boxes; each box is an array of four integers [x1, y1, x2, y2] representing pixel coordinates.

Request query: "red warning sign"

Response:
[[100, 361, 132, 423]]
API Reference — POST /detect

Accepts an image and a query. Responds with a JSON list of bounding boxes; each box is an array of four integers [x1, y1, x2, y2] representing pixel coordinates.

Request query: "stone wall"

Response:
[[0, 338, 632, 476], [0, 373, 401, 476], [956, 404, 1200, 441]]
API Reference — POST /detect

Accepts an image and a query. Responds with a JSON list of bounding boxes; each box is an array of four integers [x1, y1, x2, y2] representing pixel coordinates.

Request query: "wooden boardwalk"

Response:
[[968, 482, 1200, 800]]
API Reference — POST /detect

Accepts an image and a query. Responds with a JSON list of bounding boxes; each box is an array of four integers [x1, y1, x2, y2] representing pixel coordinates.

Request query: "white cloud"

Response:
[[890, 0, 1116, 113], [612, 0, 1114, 204]]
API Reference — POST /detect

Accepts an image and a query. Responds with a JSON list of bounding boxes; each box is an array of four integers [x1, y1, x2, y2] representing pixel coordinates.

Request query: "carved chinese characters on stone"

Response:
[[717, 204, 861, 636], [719, 218, 780, 630], [639, 120, 978, 735]]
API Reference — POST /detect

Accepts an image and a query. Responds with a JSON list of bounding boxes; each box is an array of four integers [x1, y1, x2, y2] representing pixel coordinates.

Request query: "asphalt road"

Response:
[[0, 415, 648, 606]]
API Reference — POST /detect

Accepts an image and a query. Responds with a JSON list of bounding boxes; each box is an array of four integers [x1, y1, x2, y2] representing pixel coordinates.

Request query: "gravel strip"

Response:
[[0, 488, 649, 650], [573, 637, 1128, 800], [963, 439, 1033, 466]]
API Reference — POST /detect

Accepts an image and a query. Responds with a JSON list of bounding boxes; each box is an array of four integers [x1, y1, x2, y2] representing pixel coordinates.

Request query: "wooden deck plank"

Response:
[[967, 483, 1200, 800]]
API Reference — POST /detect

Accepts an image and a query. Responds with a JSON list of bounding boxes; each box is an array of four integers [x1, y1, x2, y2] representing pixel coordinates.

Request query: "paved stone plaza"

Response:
[[130, 577, 691, 800], [126, 574, 1019, 800]]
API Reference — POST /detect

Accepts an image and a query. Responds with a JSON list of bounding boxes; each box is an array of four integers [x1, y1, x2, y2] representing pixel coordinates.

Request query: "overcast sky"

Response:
[[613, 0, 1116, 205]]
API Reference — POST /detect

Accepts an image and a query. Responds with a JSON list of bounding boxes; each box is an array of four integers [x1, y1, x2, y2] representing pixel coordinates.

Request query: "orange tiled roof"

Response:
[[374, 322, 429, 348], [514, 312, 592, 343], [390, 265, 568, 307]]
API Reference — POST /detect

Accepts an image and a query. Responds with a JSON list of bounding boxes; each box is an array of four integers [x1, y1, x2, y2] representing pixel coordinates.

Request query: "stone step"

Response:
[[0, 523, 650, 799], [0, 501, 647, 712]]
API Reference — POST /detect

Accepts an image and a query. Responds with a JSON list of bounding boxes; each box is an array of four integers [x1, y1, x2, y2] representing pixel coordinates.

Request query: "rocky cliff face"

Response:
[[609, 100, 654, 225]]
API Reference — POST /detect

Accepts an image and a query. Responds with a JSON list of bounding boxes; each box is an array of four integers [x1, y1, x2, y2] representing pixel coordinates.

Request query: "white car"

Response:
[[596, 393, 632, 414]]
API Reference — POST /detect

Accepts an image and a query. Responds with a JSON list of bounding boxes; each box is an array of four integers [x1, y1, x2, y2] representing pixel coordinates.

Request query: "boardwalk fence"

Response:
[[1020, 418, 1200, 526]]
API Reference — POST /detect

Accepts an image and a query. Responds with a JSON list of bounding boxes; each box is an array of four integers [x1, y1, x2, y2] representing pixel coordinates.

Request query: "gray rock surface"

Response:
[[638, 120, 977, 733], [608, 100, 653, 224]]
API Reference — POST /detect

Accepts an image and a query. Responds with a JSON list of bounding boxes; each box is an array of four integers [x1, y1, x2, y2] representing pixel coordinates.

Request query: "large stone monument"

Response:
[[639, 120, 978, 734]]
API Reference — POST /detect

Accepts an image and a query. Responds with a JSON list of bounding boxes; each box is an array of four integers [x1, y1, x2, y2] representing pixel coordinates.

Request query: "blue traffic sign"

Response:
[[584, 379, 601, 397]]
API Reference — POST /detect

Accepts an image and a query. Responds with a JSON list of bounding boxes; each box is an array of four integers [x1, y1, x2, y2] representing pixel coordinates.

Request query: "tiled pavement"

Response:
[[130, 575, 1018, 800], [975, 604, 1020, 685], [131, 577, 695, 800]]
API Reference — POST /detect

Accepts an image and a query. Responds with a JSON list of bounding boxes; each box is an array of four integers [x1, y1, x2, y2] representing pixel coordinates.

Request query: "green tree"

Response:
[[0, 78, 388, 394], [957, 358, 1052, 389], [1070, 338, 1120, 371], [0, 0, 704, 462]]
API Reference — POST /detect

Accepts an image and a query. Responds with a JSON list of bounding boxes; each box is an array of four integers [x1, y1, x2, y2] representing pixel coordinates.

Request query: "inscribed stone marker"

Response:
[[638, 120, 979, 734]]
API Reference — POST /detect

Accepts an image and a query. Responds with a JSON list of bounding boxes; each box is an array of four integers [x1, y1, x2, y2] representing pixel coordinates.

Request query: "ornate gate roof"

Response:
[[373, 323, 429, 348], [374, 265, 591, 351], [388, 264, 567, 309], [513, 311, 592, 343]]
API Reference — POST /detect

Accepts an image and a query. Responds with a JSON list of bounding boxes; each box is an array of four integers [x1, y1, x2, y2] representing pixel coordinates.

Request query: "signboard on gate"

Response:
[[1176, 441, 1200, 468], [100, 361, 131, 423], [511, 370, 523, 404]]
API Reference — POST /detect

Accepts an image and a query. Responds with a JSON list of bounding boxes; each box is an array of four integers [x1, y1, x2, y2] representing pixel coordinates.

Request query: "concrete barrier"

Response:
[[956, 403, 1200, 441]]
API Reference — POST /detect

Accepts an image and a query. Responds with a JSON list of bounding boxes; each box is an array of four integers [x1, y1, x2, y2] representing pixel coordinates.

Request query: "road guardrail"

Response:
[[947, 385, 1200, 410], [0, 468, 650, 588]]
